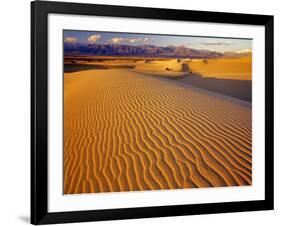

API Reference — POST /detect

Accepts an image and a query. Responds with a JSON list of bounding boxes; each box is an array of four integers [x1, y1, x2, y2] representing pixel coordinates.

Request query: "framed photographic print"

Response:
[[31, 1, 274, 224]]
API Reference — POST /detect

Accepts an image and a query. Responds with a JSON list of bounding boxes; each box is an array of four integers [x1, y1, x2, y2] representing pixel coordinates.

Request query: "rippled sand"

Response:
[[63, 69, 252, 194]]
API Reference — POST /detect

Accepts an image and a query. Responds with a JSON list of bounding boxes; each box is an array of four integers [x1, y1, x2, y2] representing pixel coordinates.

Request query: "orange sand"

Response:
[[63, 68, 252, 194], [187, 56, 252, 80]]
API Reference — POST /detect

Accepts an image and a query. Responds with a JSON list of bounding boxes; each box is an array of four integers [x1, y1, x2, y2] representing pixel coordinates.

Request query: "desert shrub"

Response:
[[181, 63, 189, 72]]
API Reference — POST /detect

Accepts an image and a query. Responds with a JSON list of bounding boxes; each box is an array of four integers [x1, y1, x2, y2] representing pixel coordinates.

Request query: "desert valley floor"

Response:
[[63, 58, 252, 194]]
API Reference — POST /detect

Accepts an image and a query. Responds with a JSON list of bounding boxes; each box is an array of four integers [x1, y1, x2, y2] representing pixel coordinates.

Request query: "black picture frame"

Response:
[[31, 1, 274, 224]]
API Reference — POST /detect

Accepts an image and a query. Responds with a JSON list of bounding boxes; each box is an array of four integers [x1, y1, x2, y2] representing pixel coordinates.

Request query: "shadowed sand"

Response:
[[175, 75, 251, 102], [64, 68, 252, 194], [132, 57, 252, 101]]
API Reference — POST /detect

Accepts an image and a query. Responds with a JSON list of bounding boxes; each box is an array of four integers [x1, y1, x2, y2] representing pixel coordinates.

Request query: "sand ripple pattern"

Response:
[[64, 69, 252, 194]]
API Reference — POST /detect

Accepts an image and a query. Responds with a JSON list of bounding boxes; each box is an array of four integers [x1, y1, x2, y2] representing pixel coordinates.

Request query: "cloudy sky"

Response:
[[64, 30, 251, 52]]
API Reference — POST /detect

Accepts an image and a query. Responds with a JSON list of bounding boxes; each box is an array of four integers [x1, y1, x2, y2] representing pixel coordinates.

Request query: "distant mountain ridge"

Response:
[[64, 43, 226, 58], [64, 43, 252, 59]]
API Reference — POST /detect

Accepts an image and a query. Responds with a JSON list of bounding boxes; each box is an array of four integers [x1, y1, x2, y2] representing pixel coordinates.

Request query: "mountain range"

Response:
[[64, 43, 250, 58]]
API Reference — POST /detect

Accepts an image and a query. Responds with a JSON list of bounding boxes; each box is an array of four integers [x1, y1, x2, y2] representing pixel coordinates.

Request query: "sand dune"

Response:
[[135, 59, 188, 72], [68, 58, 190, 78], [132, 59, 189, 78], [64, 69, 252, 194], [187, 56, 252, 80]]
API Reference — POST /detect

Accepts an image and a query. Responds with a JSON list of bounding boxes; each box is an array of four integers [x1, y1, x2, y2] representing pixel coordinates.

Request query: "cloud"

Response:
[[129, 37, 153, 43], [109, 37, 153, 44], [64, 37, 77, 43], [88, 34, 101, 43], [129, 38, 142, 43], [236, 48, 252, 53], [143, 37, 151, 42], [110, 37, 125, 44], [201, 41, 231, 46]]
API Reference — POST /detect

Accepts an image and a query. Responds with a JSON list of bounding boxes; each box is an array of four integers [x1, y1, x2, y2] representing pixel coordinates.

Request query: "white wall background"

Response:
[[0, 0, 279, 225]]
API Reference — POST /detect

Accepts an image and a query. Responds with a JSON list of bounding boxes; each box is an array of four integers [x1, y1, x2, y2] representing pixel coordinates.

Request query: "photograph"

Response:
[[63, 30, 252, 195], [30, 1, 273, 224]]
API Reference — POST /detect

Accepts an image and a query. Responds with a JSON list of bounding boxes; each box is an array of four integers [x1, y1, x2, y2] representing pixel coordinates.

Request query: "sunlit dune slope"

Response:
[[64, 69, 252, 194], [135, 59, 188, 71], [187, 56, 252, 80]]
